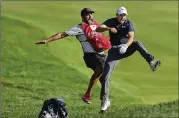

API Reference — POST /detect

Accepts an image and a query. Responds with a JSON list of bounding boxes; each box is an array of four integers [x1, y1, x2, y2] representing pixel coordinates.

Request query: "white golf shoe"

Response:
[[101, 99, 111, 111]]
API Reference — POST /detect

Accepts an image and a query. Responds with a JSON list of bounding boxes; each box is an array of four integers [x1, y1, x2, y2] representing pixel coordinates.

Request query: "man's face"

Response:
[[116, 13, 127, 23], [82, 13, 94, 24]]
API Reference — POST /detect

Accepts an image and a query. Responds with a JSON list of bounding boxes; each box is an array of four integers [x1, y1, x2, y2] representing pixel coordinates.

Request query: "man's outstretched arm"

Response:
[[35, 32, 68, 44]]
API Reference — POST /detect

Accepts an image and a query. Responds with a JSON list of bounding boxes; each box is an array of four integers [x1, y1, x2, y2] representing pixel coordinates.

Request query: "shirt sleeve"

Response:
[[102, 18, 113, 27], [128, 21, 135, 32], [65, 25, 84, 36]]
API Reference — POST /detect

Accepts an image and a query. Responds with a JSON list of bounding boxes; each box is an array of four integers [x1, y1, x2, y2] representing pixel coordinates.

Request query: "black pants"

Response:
[[99, 41, 154, 100]]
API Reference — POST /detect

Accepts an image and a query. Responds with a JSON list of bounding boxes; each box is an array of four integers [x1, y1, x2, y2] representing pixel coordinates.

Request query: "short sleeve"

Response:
[[128, 21, 135, 32], [102, 18, 114, 27], [65, 25, 84, 36]]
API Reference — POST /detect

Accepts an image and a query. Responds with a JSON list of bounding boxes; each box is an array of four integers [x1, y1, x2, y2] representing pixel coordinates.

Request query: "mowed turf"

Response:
[[1, 1, 178, 118]]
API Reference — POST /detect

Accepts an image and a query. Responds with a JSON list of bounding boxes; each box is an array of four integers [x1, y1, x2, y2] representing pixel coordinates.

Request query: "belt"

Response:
[[112, 45, 121, 48]]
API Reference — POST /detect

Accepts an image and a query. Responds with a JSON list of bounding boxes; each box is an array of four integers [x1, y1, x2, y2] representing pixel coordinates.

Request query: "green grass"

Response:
[[1, 1, 178, 118]]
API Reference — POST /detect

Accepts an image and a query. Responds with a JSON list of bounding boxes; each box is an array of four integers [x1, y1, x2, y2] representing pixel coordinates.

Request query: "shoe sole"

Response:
[[99, 110, 106, 114], [153, 60, 161, 71]]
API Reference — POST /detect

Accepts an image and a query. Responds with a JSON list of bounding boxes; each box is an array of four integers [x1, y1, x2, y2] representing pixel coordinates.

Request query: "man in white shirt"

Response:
[[35, 8, 106, 104]]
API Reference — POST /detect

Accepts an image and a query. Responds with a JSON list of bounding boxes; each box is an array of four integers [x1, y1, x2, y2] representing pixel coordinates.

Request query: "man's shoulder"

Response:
[[125, 19, 135, 31], [125, 19, 133, 24], [103, 17, 116, 25], [105, 17, 116, 22], [73, 24, 82, 28], [65, 24, 84, 36], [124, 19, 134, 26], [68, 24, 83, 30]]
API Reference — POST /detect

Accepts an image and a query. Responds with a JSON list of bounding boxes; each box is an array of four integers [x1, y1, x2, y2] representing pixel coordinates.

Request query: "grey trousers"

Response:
[[99, 41, 154, 100]]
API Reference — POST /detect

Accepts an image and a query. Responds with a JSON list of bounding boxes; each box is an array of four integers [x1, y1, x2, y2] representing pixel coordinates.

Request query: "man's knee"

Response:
[[93, 65, 103, 76], [100, 62, 114, 79], [133, 41, 141, 46], [133, 40, 145, 49]]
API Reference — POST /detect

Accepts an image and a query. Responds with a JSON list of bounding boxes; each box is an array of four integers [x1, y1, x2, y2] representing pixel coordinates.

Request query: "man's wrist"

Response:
[[125, 43, 129, 47], [107, 27, 111, 30], [45, 40, 48, 43]]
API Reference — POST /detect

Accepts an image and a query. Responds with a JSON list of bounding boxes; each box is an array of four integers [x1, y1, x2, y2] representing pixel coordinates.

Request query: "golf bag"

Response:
[[38, 98, 68, 118]]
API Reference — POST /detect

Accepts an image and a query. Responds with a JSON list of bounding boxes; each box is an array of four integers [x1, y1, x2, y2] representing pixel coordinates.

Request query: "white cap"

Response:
[[116, 6, 128, 15]]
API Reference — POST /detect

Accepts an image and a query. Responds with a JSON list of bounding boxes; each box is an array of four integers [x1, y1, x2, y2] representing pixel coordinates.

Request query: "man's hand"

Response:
[[110, 28, 117, 34], [35, 40, 48, 44], [119, 44, 128, 54]]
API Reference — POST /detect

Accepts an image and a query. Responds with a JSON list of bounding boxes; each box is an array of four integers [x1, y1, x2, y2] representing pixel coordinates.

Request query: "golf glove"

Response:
[[119, 44, 128, 54]]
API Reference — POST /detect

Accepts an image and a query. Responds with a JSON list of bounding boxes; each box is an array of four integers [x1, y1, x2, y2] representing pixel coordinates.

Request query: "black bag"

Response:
[[38, 98, 68, 118]]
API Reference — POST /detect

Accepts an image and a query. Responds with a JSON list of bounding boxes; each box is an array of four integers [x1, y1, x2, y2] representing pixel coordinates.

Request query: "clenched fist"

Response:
[[110, 28, 118, 34]]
